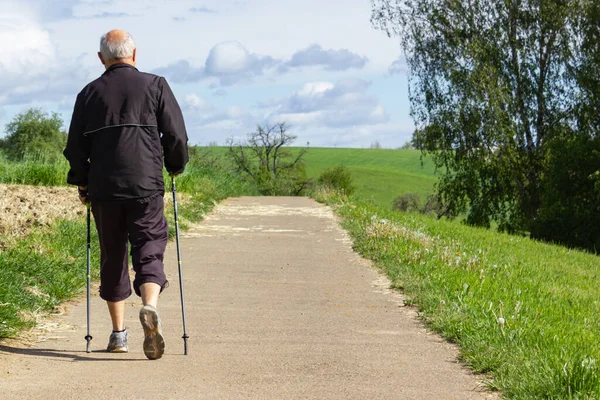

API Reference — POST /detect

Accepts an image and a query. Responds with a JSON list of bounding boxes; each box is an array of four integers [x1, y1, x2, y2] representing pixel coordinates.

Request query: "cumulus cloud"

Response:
[[153, 60, 205, 84], [153, 41, 277, 86], [261, 79, 388, 129], [184, 93, 213, 112], [205, 41, 277, 85], [0, 4, 90, 107], [281, 44, 368, 72], [153, 41, 370, 88]]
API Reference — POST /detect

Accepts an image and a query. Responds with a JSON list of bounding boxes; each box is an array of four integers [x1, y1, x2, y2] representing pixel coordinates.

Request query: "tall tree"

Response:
[[371, 0, 598, 244]]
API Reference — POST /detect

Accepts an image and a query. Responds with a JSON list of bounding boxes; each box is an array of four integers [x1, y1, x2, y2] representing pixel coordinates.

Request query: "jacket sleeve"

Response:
[[63, 92, 91, 187], [157, 77, 189, 175]]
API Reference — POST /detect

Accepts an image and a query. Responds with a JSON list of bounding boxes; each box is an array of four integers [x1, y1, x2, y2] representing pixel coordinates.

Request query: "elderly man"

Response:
[[64, 29, 189, 360]]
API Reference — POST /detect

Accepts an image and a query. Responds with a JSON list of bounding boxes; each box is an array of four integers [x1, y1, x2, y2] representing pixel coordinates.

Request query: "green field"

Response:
[[206, 147, 439, 208], [302, 148, 438, 207]]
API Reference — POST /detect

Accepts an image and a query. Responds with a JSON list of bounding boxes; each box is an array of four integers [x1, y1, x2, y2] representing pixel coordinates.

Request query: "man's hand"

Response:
[[78, 186, 89, 205]]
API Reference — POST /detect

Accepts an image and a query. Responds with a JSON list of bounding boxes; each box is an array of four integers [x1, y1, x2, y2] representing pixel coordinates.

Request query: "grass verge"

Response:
[[0, 220, 100, 337], [314, 188, 600, 400]]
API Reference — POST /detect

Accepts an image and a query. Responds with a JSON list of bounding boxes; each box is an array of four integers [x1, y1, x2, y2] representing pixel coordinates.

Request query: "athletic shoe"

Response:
[[106, 329, 128, 353], [139, 305, 165, 360]]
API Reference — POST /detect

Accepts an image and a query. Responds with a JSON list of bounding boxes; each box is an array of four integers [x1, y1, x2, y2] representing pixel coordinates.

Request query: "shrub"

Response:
[[318, 166, 355, 196], [422, 194, 445, 218], [392, 193, 421, 212]]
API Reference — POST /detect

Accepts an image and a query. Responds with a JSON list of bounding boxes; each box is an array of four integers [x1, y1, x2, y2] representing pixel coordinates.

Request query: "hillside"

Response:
[[301, 148, 438, 208], [206, 147, 439, 209]]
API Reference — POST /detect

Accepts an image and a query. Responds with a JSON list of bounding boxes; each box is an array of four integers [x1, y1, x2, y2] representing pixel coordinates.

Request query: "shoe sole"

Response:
[[107, 346, 128, 353], [139, 307, 165, 360]]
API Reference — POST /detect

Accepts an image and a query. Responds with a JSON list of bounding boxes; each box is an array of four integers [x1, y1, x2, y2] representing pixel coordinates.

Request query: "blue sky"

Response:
[[0, 0, 413, 148]]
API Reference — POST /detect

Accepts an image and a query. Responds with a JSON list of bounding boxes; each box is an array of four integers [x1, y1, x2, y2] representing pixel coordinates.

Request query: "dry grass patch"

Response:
[[0, 184, 83, 238]]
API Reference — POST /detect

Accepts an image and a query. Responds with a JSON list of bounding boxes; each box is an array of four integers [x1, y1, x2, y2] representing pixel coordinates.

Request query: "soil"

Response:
[[0, 184, 82, 239]]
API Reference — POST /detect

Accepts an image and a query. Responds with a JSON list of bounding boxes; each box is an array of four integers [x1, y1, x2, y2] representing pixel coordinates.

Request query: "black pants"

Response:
[[91, 195, 168, 302]]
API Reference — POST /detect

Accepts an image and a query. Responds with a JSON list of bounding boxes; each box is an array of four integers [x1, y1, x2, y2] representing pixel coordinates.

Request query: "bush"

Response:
[[318, 166, 355, 196], [392, 193, 421, 212], [422, 194, 445, 218], [3, 108, 67, 162]]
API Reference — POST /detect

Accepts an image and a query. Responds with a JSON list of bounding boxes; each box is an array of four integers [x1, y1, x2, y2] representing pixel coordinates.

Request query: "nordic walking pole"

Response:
[[171, 176, 189, 355], [85, 204, 93, 353]]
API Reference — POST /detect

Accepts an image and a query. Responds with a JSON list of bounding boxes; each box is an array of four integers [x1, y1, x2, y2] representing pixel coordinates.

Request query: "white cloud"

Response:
[[184, 93, 212, 111], [152, 60, 204, 83], [281, 44, 368, 72], [154, 41, 369, 88], [0, 6, 55, 81], [153, 41, 277, 86], [0, 4, 91, 107], [262, 79, 389, 129], [205, 41, 251, 75], [205, 41, 277, 85]]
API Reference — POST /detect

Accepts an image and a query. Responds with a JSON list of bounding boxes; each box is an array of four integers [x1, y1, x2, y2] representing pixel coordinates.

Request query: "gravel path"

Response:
[[0, 197, 496, 399]]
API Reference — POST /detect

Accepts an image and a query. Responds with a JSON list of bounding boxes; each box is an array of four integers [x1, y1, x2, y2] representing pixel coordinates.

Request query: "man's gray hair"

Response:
[[99, 31, 136, 61]]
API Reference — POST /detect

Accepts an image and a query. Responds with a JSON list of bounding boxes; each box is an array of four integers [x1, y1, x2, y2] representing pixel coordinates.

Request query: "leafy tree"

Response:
[[372, 0, 600, 250], [226, 122, 310, 196], [3, 108, 66, 162]]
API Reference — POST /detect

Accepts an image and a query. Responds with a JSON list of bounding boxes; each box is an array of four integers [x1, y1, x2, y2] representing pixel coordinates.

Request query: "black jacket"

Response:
[[64, 64, 188, 202]]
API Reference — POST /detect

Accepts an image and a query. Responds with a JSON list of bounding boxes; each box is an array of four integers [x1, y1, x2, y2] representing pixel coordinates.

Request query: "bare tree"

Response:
[[226, 122, 310, 195]]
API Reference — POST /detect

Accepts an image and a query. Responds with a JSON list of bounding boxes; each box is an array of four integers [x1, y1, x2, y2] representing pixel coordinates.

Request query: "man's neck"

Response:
[[104, 59, 135, 70]]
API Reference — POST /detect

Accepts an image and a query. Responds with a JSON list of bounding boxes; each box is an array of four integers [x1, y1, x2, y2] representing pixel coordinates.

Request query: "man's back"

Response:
[[65, 64, 188, 202]]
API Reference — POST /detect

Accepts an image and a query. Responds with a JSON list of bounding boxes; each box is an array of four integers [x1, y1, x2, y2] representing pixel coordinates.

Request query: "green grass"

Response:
[[314, 189, 600, 399], [301, 148, 438, 207], [0, 220, 100, 337], [0, 156, 69, 186], [205, 146, 439, 208]]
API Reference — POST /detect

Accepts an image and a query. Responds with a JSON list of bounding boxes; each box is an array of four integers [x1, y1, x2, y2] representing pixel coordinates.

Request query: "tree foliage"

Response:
[[226, 123, 310, 196], [2, 108, 67, 162], [372, 0, 600, 250]]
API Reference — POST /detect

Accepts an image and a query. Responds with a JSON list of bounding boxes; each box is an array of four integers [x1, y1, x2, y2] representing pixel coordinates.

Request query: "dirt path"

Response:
[[0, 197, 496, 399]]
